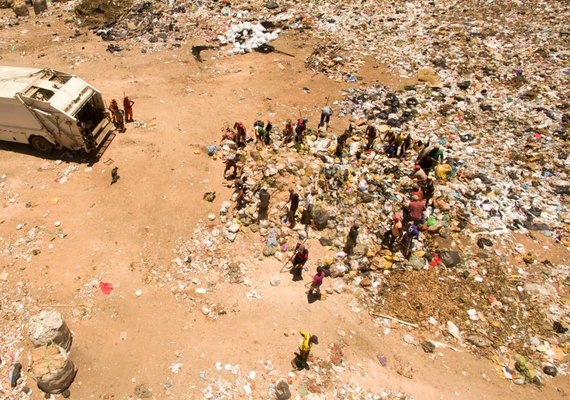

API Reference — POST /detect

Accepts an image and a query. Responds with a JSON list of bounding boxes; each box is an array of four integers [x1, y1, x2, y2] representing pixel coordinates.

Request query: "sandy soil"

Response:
[[0, 8, 568, 400]]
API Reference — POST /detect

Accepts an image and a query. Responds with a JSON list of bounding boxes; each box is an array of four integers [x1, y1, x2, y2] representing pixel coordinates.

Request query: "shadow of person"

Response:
[[307, 291, 321, 304], [290, 354, 306, 371], [291, 268, 303, 282]]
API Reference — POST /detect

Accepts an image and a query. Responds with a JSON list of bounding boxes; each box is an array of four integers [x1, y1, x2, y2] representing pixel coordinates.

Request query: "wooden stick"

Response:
[[38, 304, 87, 308], [371, 312, 419, 328]]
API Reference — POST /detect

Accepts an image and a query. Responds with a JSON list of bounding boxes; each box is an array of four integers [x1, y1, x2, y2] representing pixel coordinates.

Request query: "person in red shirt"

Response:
[[290, 243, 308, 281], [405, 195, 425, 225], [233, 122, 247, 147], [411, 185, 424, 201], [295, 118, 307, 144]]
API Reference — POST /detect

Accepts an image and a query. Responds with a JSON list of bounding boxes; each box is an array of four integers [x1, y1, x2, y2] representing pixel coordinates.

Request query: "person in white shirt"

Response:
[[319, 105, 333, 128]]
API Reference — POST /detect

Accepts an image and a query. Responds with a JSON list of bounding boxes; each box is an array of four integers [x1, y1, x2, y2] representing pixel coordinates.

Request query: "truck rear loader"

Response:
[[0, 66, 113, 154]]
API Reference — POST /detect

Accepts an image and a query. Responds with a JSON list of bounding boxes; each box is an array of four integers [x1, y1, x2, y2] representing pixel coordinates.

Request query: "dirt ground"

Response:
[[0, 8, 568, 400]]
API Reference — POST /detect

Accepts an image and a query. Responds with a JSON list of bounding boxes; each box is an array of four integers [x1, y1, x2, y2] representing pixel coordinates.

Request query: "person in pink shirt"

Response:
[[309, 266, 325, 296]]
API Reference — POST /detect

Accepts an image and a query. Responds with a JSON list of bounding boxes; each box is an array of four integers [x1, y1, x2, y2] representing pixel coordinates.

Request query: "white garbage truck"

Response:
[[0, 66, 113, 154]]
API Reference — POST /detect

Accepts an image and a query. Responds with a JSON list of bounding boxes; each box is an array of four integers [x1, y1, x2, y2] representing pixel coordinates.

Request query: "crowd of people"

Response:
[[222, 105, 446, 257], [217, 104, 450, 371], [108, 96, 135, 133]]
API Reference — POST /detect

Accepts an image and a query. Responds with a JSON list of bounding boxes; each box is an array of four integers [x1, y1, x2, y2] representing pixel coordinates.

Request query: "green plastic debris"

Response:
[[514, 354, 539, 384]]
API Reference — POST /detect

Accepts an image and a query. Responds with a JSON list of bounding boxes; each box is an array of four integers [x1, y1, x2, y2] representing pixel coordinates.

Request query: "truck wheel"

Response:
[[30, 136, 55, 154]]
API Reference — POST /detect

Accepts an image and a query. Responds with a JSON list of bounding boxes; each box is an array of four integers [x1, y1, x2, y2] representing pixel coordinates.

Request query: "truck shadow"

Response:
[[0, 132, 116, 166]]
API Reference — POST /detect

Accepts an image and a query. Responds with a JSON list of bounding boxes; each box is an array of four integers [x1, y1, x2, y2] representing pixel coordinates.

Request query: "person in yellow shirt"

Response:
[[295, 331, 319, 370]]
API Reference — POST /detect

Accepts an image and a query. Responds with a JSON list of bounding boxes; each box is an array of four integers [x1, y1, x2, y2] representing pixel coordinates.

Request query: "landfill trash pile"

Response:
[[218, 21, 280, 55], [1, 0, 569, 397], [288, 339, 413, 399], [338, 82, 569, 234], [171, 223, 250, 285], [198, 344, 413, 400], [138, 223, 252, 320], [293, 0, 569, 84], [89, 0, 185, 49], [0, 278, 35, 397], [77, 0, 284, 53], [74, 0, 568, 87], [3, 225, 45, 263], [74, 0, 134, 29], [305, 41, 362, 83], [211, 52, 570, 381]]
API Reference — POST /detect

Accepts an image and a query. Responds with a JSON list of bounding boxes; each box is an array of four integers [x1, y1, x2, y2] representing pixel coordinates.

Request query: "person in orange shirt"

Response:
[[283, 119, 294, 144], [384, 214, 403, 250], [123, 96, 134, 122]]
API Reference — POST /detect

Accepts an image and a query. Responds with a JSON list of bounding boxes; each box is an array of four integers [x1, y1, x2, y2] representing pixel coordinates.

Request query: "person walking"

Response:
[[234, 122, 247, 147], [399, 133, 412, 159], [415, 140, 431, 163], [294, 118, 307, 144], [115, 107, 125, 132], [287, 189, 300, 226], [123, 96, 134, 122], [384, 214, 402, 251], [308, 266, 325, 296], [294, 331, 319, 370], [365, 120, 377, 151], [258, 187, 270, 221], [223, 153, 240, 178], [423, 178, 435, 207], [290, 243, 309, 281], [417, 145, 443, 173], [254, 122, 266, 144], [283, 119, 294, 144], [401, 221, 420, 259], [389, 130, 404, 157], [411, 185, 424, 201], [344, 222, 359, 255], [301, 190, 314, 234], [410, 164, 428, 183], [383, 129, 395, 149], [108, 99, 119, 124], [405, 195, 425, 226], [335, 130, 349, 159], [319, 105, 332, 129], [264, 121, 273, 145]]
